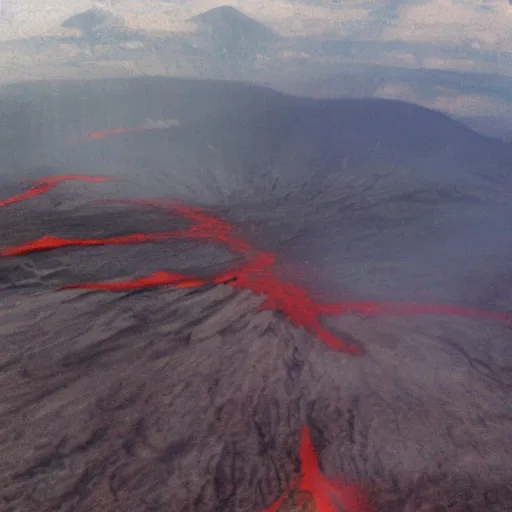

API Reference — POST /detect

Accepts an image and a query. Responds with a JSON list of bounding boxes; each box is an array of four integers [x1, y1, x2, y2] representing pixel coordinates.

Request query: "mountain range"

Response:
[[2, 4, 512, 136]]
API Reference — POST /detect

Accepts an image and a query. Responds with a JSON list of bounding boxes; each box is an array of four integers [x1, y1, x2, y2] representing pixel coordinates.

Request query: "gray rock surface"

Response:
[[0, 77, 511, 511]]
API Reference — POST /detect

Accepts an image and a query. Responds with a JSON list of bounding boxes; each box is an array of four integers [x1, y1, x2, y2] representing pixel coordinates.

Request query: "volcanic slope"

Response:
[[2, 76, 512, 305], [0, 77, 511, 512]]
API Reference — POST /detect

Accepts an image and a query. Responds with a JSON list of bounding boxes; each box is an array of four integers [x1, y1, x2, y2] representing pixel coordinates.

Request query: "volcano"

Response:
[[191, 6, 279, 45], [0, 76, 511, 512], [189, 5, 279, 63]]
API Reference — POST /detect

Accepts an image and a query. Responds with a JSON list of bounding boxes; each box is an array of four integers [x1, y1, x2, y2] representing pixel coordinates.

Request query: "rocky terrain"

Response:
[[0, 77, 511, 511]]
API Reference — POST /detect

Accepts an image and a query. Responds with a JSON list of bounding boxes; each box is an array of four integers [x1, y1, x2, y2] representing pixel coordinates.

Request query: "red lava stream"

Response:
[[1, 175, 511, 357], [2, 170, 511, 511], [261, 425, 371, 512], [0, 175, 119, 208]]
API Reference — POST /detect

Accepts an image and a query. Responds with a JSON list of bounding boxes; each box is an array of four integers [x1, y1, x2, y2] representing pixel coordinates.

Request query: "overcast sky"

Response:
[[264, 0, 512, 50], [3, 0, 512, 47], [2, 0, 512, 74], [2, 0, 512, 118]]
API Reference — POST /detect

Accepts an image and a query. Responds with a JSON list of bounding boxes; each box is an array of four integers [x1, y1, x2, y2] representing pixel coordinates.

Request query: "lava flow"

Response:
[[67, 127, 138, 144], [0, 174, 118, 208], [1, 176, 511, 356], [67, 119, 180, 144], [259, 425, 372, 512]]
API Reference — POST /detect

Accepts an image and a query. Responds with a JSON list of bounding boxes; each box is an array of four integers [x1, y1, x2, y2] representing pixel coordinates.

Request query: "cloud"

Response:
[[254, 0, 512, 54], [2, 0, 512, 77], [373, 81, 512, 118], [421, 56, 477, 71], [242, 1, 372, 37], [431, 93, 512, 117], [381, 0, 512, 51], [246, 0, 512, 53], [374, 82, 420, 102], [381, 51, 418, 67]]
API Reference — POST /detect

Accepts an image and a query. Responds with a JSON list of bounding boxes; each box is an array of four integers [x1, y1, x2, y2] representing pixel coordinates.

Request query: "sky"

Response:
[[1, 0, 512, 75], [258, 0, 512, 51], [3, 0, 512, 48]]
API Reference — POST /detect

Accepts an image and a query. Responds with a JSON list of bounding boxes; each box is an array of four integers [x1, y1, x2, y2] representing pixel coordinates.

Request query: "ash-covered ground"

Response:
[[0, 77, 511, 512]]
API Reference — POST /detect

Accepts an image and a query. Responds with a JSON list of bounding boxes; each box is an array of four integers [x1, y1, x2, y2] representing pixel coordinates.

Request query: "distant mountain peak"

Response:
[[193, 5, 257, 23], [61, 7, 124, 34], [191, 5, 278, 44], [194, 5, 246, 19]]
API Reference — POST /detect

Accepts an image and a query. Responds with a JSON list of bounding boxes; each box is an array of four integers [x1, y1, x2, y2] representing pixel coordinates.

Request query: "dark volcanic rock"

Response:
[[0, 77, 511, 512]]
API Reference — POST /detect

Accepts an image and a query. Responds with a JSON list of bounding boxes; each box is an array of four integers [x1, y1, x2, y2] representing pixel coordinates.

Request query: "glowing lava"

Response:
[[259, 425, 372, 512], [0, 175, 118, 208], [0, 232, 187, 257], [67, 119, 180, 144], [59, 250, 363, 354], [1, 177, 511, 356]]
